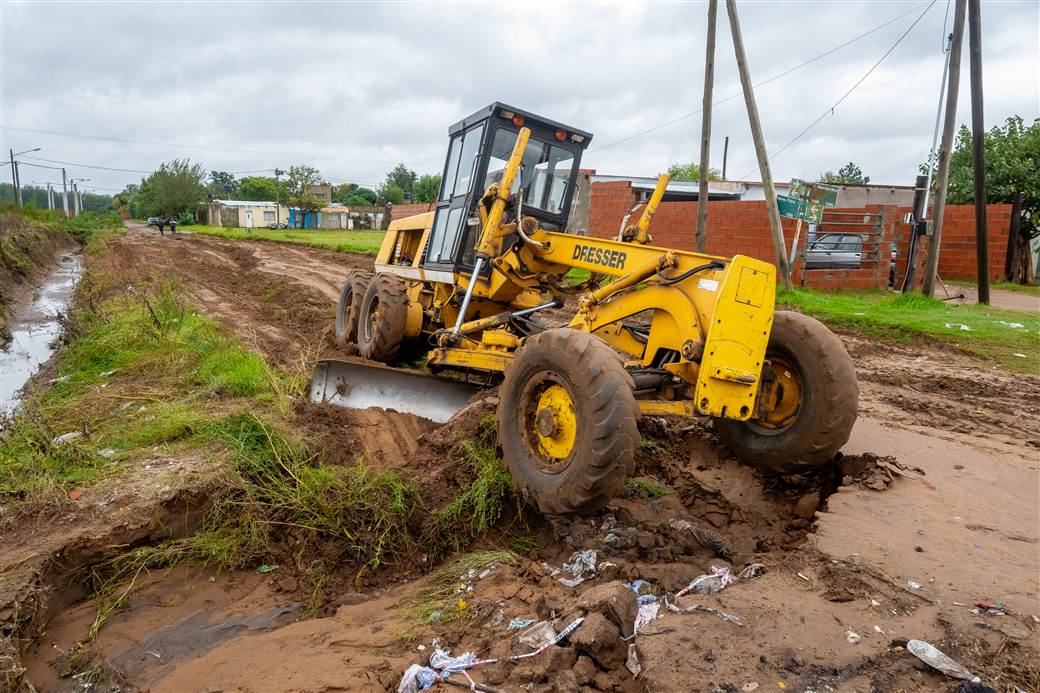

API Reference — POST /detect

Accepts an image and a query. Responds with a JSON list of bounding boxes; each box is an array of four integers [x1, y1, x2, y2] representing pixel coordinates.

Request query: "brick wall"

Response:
[[390, 202, 434, 221], [589, 180, 1012, 288]]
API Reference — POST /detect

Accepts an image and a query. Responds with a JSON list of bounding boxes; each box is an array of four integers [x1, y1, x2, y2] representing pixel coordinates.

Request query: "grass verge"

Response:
[[182, 224, 385, 256], [778, 288, 1040, 373]]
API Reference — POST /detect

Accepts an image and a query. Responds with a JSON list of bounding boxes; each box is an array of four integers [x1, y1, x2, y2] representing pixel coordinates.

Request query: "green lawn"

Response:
[[779, 288, 1040, 373], [182, 225, 386, 256]]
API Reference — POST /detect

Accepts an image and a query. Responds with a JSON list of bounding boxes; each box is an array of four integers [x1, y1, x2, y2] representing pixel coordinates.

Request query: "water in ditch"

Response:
[[0, 252, 82, 416]]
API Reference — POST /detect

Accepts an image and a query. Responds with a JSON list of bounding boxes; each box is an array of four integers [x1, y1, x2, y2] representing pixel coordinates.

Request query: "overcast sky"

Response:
[[1, 0, 1037, 197]]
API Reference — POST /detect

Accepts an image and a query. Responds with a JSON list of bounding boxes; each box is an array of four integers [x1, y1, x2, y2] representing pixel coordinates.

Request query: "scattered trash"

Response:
[[624, 579, 651, 594], [845, 630, 861, 645], [518, 620, 557, 648], [704, 649, 717, 662], [777, 683, 786, 690], [975, 601, 1004, 615], [739, 563, 766, 579], [634, 595, 660, 634], [869, 598, 882, 608], [48, 375, 70, 384], [945, 323, 973, 331], [741, 683, 760, 692], [256, 564, 277, 573], [507, 617, 535, 630], [676, 565, 736, 597], [691, 603, 744, 627], [98, 448, 118, 458], [397, 664, 438, 693], [907, 580, 923, 590], [558, 549, 598, 587], [66, 490, 83, 501], [998, 321, 1025, 329], [417, 644, 426, 651], [906, 639, 979, 682], [145, 650, 161, 659], [52, 431, 82, 444], [1012, 353, 1027, 358], [99, 369, 117, 377], [510, 617, 583, 661], [796, 572, 811, 582], [625, 643, 641, 676], [669, 518, 734, 559], [873, 625, 884, 634]]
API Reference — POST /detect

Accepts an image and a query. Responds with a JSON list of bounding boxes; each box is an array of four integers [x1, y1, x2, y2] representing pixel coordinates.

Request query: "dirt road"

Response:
[[8, 224, 1039, 692]]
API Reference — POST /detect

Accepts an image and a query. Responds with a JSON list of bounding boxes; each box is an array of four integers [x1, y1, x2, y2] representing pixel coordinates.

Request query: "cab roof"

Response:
[[449, 102, 594, 145]]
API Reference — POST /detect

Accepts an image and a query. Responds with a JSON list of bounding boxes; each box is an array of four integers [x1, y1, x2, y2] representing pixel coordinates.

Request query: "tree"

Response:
[[413, 174, 441, 203], [942, 116, 1039, 210], [819, 162, 870, 185], [237, 176, 281, 201], [378, 183, 405, 205], [667, 162, 721, 181], [208, 171, 237, 197], [332, 183, 379, 206], [131, 159, 207, 219], [384, 163, 418, 195], [284, 165, 328, 226]]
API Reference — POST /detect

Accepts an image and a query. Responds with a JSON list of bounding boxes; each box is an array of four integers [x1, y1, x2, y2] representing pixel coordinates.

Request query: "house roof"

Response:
[[213, 199, 281, 207]]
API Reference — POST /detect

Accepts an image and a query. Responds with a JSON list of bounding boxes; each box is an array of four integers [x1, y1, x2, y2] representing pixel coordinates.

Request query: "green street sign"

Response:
[[804, 200, 825, 224], [776, 194, 806, 220], [788, 178, 810, 200], [810, 183, 839, 207]]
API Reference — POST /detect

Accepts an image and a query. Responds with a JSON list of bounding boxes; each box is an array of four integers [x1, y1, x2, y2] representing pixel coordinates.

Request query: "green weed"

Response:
[[623, 477, 671, 499], [408, 549, 518, 626]]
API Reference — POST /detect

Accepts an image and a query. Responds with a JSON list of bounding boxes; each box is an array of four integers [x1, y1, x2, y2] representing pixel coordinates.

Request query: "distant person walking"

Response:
[[157, 218, 166, 236], [169, 218, 177, 235]]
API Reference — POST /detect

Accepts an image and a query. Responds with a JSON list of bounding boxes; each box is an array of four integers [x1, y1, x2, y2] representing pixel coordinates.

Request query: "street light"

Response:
[[8, 147, 42, 207]]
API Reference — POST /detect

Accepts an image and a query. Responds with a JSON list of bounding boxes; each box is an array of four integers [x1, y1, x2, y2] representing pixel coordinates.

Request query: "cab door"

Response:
[[423, 121, 486, 272]]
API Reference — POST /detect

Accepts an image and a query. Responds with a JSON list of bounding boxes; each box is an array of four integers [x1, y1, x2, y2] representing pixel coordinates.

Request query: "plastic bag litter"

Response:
[[559, 549, 598, 586], [634, 595, 660, 634], [429, 648, 477, 674], [626, 643, 642, 676], [518, 620, 557, 648], [739, 563, 766, 579], [906, 639, 979, 682], [397, 664, 438, 693], [624, 579, 651, 594], [508, 617, 536, 630], [677, 565, 736, 596]]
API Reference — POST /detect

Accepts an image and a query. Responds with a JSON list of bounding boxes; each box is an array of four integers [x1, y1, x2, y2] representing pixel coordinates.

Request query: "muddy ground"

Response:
[[2, 222, 1038, 692]]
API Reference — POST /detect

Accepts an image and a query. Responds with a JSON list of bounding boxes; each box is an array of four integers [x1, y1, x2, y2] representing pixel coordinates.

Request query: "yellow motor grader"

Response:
[[311, 103, 858, 515]]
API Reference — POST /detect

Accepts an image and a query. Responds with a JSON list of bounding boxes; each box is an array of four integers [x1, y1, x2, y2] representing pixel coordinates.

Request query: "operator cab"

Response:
[[423, 102, 593, 273]]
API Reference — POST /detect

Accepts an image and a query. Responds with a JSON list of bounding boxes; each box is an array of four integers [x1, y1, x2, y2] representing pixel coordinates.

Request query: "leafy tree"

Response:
[[128, 159, 207, 219], [413, 174, 441, 204], [284, 165, 329, 226], [384, 163, 418, 194], [332, 183, 379, 206], [666, 162, 721, 181], [237, 176, 281, 202], [819, 162, 870, 185], [379, 183, 405, 205], [208, 171, 237, 197]]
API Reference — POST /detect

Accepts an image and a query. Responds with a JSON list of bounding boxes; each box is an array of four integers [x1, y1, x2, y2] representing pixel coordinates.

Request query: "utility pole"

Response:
[[922, 0, 966, 297], [695, 0, 718, 253], [968, 0, 988, 305], [47, 182, 54, 209], [726, 0, 792, 289], [7, 149, 17, 208], [722, 136, 729, 180], [61, 168, 69, 218], [72, 182, 80, 215]]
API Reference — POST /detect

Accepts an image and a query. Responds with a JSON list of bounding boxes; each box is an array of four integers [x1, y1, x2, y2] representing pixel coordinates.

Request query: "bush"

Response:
[[177, 211, 195, 226]]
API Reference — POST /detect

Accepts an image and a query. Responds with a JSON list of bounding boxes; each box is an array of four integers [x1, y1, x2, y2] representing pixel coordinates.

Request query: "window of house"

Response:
[[263, 211, 276, 221]]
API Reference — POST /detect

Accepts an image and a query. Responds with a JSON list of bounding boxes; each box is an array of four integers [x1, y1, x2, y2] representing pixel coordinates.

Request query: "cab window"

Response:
[[485, 128, 574, 215]]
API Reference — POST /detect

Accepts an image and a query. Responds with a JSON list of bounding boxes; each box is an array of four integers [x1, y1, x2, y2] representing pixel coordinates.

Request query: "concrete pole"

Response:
[[47, 182, 54, 209], [8, 149, 18, 208], [695, 0, 718, 253], [72, 183, 80, 215], [922, 0, 966, 297], [13, 161, 22, 208], [61, 168, 69, 218], [726, 0, 792, 289], [967, 0, 988, 305]]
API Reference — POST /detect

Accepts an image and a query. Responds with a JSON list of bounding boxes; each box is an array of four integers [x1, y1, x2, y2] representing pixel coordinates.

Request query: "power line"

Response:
[[0, 125, 437, 165], [739, 0, 937, 180], [589, 1, 932, 153], [21, 155, 151, 173]]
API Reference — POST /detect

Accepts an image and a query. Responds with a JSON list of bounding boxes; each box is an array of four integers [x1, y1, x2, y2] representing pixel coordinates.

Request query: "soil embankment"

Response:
[[2, 223, 1037, 692], [0, 211, 77, 346]]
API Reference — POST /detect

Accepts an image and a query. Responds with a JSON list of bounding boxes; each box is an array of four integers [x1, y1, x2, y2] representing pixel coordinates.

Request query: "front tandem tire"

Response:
[[357, 273, 409, 363], [497, 328, 640, 516], [716, 310, 858, 474], [335, 270, 373, 350]]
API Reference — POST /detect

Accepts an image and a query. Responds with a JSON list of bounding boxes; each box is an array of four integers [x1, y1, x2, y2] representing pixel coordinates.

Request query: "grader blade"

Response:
[[309, 359, 475, 423]]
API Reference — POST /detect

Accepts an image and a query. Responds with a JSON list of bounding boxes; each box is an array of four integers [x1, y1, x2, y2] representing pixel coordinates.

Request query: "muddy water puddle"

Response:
[[1, 252, 82, 416]]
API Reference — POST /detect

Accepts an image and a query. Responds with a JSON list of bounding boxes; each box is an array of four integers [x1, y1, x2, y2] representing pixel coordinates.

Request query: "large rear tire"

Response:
[[335, 270, 373, 350], [497, 328, 640, 516], [716, 310, 858, 474], [357, 273, 409, 362]]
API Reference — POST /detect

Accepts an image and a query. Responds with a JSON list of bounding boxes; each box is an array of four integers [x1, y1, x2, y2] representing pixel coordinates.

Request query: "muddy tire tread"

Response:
[[498, 328, 640, 515], [717, 310, 858, 474], [357, 273, 409, 362], [335, 270, 373, 349]]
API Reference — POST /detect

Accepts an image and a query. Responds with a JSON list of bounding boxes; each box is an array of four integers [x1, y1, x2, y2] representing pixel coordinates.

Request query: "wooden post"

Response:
[[968, 0, 988, 305], [695, 0, 718, 253], [725, 0, 792, 289], [1003, 191, 1021, 281], [922, 0, 966, 296]]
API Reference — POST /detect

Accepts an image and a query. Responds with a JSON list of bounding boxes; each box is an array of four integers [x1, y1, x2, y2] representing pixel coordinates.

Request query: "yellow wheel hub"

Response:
[[533, 384, 577, 460], [759, 355, 802, 430]]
